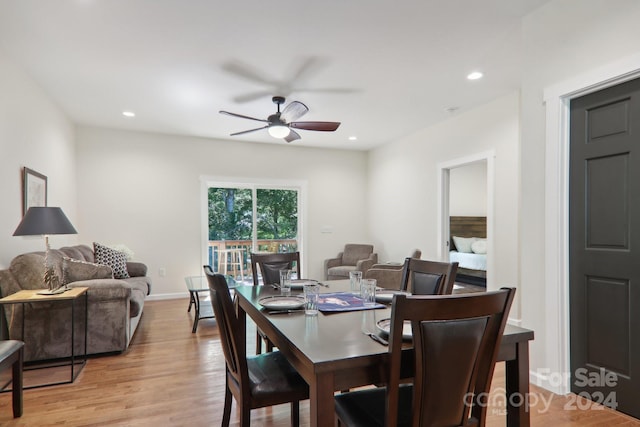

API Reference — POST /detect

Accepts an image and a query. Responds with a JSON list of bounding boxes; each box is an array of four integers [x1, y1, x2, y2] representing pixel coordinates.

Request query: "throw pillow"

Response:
[[62, 257, 113, 285], [452, 236, 477, 253], [94, 242, 130, 279], [471, 239, 487, 254]]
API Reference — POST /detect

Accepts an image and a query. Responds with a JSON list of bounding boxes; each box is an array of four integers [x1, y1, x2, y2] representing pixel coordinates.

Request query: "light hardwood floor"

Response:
[[1, 298, 639, 426]]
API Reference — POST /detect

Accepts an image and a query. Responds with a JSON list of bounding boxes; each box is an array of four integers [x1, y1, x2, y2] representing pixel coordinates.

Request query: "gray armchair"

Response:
[[365, 249, 422, 290], [324, 244, 377, 280]]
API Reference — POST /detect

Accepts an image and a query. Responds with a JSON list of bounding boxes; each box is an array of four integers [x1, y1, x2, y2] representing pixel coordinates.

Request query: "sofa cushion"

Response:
[[8, 253, 57, 290], [62, 257, 113, 285], [328, 265, 357, 278], [126, 261, 148, 278], [94, 242, 130, 279], [122, 276, 151, 297], [60, 245, 95, 263]]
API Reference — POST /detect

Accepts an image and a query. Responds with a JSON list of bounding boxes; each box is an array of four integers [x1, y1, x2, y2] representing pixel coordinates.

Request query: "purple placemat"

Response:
[[316, 292, 385, 312]]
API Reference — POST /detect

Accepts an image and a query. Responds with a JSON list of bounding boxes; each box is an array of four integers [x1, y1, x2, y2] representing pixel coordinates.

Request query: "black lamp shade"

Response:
[[13, 207, 78, 236]]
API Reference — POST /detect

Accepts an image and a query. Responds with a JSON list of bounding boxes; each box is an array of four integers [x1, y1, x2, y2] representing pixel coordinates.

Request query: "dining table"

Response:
[[234, 280, 534, 427]]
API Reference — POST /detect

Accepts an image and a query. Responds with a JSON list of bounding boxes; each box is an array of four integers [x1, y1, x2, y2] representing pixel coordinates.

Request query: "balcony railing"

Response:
[[207, 239, 298, 279]]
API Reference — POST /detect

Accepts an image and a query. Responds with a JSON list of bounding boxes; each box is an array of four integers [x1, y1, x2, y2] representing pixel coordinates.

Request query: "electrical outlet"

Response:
[[159, 268, 166, 277]]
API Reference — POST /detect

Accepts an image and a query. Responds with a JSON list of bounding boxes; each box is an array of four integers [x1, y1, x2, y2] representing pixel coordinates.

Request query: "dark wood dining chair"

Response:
[[249, 251, 301, 353], [400, 257, 459, 295], [0, 340, 24, 418], [204, 268, 309, 427], [334, 287, 516, 427], [250, 251, 301, 286]]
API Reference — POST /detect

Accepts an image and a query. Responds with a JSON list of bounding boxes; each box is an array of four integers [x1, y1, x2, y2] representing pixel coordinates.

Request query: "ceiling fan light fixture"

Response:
[[268, 124, 290, 139]]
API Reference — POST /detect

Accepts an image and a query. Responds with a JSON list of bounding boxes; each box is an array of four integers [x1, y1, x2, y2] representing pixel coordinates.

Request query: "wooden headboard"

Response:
[[449, 216, 486, 249]]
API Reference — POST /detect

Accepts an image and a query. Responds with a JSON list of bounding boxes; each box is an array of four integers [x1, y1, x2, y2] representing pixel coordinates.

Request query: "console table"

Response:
[[0, 287, 88, 389]]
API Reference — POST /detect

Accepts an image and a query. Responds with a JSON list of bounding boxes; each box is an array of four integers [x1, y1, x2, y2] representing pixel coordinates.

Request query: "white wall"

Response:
[[449, 162, 487, 216], [520, 0, 640, 389], [368, 92, 520, 308], [75, 126, 369, 297], [0, 48, 77, 268]]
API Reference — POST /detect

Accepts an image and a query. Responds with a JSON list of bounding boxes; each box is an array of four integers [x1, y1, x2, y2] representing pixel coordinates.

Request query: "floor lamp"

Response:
[[13, 207, 78, 294]]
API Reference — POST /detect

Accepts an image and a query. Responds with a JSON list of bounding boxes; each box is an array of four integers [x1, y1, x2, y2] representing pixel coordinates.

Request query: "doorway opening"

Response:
[[438, 151, 495, 289]]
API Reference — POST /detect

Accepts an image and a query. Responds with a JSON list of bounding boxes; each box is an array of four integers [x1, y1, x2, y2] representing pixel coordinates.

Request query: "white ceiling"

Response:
[[0, 0, 550, 150]]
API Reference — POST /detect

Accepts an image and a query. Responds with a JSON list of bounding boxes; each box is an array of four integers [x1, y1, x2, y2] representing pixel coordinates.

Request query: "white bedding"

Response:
[[449, 250, 486, 271]]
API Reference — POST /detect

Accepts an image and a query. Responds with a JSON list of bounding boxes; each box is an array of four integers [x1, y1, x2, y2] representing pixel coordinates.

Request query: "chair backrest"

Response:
[[203, 267, 248, 392], [250, 252, 301, 286], [342, 244, 373, 266], [203, 264, 214, 276], [385, 288, 515, 427], [400, 257, 458, 295]]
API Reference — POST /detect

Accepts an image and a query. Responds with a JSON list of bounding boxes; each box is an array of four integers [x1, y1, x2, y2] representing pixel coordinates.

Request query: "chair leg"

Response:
[[222, 384, 232, 427], [12, 347, 23, 418], [266, 338, 274, 353], [255, 331, 262, 355], [239, 406, 251, 427], [291, 400, 300, 427]]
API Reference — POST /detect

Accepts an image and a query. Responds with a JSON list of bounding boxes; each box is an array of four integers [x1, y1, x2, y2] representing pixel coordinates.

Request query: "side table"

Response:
[[0, 287, 88, 389], [185, 276, 237, 333], [185, 276, 215, 333]]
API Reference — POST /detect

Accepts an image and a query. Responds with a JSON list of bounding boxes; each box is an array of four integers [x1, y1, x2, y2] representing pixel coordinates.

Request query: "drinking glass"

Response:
[[303, 283, 320, 316], [349, 271, 362, 295], [279, 269, 292, 296], [361, 278, 377, 307]]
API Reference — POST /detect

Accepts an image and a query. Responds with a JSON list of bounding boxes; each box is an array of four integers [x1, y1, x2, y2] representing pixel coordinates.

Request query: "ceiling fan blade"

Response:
[[220, 110, 268, 123], [290, 121, 341, 132], [281, 101, 309, 122], [230, 126, 269, 136], [284, 129, 301, 143], [222, 61, 276, 86], [288, 57, 326, 84]]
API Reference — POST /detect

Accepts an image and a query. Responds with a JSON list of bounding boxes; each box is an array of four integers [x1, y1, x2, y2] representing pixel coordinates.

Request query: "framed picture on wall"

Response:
[[23, 167, 47, 215]]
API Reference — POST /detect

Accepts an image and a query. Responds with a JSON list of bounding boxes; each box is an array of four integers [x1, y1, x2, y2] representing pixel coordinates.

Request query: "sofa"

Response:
[[0, 244, 151, 362]]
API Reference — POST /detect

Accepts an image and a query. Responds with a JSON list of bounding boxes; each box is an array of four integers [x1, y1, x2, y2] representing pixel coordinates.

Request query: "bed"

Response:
[[449, 216, 487, 287]]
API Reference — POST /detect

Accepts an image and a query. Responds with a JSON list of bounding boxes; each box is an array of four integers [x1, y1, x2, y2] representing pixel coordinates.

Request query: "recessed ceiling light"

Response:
[[122, 111, 135, 118], [348, 136, 357, 141], [467, 71, 483, 80]]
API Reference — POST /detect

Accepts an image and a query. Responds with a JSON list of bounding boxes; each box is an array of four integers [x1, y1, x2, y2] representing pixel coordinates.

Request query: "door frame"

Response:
[[437, 150, 495, 289], [543, 53, 640, 394]]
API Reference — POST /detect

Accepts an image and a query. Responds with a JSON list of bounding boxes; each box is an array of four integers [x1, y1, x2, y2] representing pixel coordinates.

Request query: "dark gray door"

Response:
[[570, 77, 640, 418]]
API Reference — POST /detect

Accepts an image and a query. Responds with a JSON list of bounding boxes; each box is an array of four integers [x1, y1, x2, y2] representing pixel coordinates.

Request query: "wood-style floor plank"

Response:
[[0, 298, 639, 426]]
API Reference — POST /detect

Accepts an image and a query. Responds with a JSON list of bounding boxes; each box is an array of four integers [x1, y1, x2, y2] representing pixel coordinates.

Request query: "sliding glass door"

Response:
[[207, 183, 300, 282]]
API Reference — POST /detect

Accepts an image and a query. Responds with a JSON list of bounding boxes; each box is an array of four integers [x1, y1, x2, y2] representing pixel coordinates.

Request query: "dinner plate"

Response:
[[376, 318, 412, 340], [289, 279, 317, 290], [259, 296, 306, 311], [375, 290, 410, 303]]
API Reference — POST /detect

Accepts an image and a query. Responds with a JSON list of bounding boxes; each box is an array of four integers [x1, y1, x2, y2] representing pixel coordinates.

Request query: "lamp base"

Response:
[[36, 287, 67, 295]]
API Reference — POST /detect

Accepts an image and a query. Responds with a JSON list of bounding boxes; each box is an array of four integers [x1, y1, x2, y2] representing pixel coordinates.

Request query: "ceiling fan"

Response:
[[219, 96, 341, 143]]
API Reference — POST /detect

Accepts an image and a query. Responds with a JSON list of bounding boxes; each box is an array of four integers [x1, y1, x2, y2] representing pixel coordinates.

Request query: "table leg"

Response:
[[309, 372, 335, 427], [71, 298, 75, 382], [192, 291, 201, 333], [12, 346, 23, 418], [505, 341, 530, 427], [188, 292, 195, 312]]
